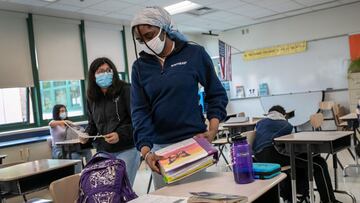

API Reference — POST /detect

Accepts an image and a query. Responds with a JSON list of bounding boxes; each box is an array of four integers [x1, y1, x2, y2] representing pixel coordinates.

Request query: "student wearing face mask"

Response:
[[49, 104, 92, 173], [80, 57, 139, 185], [130, 7, 228, 189]]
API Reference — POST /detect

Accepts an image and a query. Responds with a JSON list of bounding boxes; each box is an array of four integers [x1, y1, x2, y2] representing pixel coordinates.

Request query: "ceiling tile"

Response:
[[206, 0, 247, 10], [258, 0, 305, 12], [230, 3, 277, 19], [293, 0, 335, 6], [56, 0, 105, 7], [190, 0, 224, 6], [89, 0, 134, 12], [283, 7, 312, 16], [78, 8, 109, 16], [116, 5, 143, 16], [255, 13, 287, 21], [7, 0, 49, 6], [338, 0, 360, 3], [106, 12, 133, 20], [310, 1, 342, 10], [146, 0, 184, 7], [177, 23, 208, 33], [201, 11, 239, 20], [46, 3, 82, 12], [171, 13, 195, 23]]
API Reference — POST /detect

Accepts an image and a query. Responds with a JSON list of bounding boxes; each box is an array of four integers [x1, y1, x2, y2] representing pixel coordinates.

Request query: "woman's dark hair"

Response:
[[87, 57, 125, 102], [52, 104, 67, 121], [269, 105, 286, 116]]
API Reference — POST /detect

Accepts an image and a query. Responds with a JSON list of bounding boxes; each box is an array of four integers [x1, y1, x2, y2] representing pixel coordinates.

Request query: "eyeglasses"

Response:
[[96, 69, 113, 74], [167, 150, 191, 165]]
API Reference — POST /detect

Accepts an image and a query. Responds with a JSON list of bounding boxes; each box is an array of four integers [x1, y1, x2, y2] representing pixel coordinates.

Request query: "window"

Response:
[[0, 88, 33, 125], [40, 80, 84, 120]]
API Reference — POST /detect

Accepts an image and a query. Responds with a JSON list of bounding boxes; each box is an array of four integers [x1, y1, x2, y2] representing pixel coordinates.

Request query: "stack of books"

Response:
[[156, 137, 218, 184]]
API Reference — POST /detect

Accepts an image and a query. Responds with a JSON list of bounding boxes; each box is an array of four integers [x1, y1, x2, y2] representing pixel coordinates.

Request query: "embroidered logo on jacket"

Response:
[[171, 61, 187, 67]]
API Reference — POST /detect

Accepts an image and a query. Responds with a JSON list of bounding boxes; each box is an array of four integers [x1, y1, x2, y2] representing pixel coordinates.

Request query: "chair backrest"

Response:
[[319, 101, 335, 111], [49, 174, 80, 203], [241, 130, 256, 147], [332, 104, 347, 127], [309, 113, 324, 130]]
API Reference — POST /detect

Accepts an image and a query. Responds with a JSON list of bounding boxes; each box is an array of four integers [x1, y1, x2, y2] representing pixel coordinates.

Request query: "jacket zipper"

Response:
[[103, 97, 108, 134]]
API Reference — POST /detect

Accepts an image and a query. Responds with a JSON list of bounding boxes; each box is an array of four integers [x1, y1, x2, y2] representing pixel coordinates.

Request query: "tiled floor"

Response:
[[4, 145, 360, 203]]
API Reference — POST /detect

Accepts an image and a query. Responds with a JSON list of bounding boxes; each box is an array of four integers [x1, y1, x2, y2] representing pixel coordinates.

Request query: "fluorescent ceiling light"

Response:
[[164, 1, 202, 15], [41, 0, 59, 2]]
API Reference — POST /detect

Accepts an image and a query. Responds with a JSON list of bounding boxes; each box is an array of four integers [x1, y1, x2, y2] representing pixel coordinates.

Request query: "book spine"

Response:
[[194, 137, 219, 161]]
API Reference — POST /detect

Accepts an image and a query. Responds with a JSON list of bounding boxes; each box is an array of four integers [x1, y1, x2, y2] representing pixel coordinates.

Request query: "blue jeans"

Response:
[[109, 147, 140, 186], [52, 146, 92, 173]]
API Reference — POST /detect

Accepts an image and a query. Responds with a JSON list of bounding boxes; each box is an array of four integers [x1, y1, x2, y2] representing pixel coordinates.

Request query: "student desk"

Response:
[[274, 131, 355, 203], [222, 118, 259, 135], [55, 139, 81, 159], [0, 159, 80, 201], [340, 112, 360, 176], [152, 172, 287, 203], [0, 155, 6, 164]]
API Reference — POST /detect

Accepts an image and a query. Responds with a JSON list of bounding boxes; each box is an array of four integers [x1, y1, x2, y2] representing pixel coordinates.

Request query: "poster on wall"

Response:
[[349, 33, 360, 60], [219, 40, 232, 81]]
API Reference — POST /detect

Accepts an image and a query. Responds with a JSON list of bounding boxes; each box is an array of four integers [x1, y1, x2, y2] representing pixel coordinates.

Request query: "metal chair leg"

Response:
[[147, 174, 152, 194], [325, 153, 330, 161], [347, 148, 355, 160], [218, 145, 232, 171]]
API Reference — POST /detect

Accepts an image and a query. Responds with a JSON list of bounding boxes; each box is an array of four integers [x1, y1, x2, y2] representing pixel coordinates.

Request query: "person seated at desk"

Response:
[[49, 104, 92, 173], [253, 105, 341, 203]]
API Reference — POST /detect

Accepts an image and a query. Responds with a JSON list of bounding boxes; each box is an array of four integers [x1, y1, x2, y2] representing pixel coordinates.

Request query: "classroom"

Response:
[[0, 0, 360, 202]]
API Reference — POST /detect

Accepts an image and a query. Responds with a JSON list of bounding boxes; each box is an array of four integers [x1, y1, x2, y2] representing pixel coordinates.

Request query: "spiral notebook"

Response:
[[156, 137, 218, 184]]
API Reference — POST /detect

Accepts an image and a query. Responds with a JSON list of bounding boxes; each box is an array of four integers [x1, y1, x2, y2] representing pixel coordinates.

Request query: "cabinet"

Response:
[[0, 141, 51, 164], [348, 72, 360, 112]]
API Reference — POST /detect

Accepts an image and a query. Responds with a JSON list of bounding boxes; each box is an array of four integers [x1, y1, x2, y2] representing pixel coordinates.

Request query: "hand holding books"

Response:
[[143, 149, 164, 174]]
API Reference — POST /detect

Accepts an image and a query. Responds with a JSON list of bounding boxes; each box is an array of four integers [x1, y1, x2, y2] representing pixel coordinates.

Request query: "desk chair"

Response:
[[309, 113, 345, 170], [310, 113, 324, 131], [49, 174, 80, 203], [319, 102, 355, 160], [212, 137, 232, 171], [333, 104, 350, 131], [237, 112, 246, 117], [241, 130, 256, 147]]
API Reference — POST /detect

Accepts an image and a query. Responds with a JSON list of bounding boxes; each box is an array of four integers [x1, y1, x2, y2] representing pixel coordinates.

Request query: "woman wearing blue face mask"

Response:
[[80, 57, 139, 185], [131, 7, 228, 189], [49, 104, 92, 173]]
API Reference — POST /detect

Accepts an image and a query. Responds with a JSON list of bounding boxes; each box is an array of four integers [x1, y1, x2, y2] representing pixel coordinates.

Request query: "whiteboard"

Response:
[[260, 91, 323, 126], [230, 36, 350, 96]]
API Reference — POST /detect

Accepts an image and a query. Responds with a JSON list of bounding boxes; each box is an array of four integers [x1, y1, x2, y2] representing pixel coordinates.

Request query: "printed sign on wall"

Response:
[[243, 41, 307, 61]]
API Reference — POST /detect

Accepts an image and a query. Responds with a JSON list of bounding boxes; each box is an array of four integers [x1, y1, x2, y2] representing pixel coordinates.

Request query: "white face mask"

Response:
[[138, 29, 166, 55], [59, 112, 67, 120]]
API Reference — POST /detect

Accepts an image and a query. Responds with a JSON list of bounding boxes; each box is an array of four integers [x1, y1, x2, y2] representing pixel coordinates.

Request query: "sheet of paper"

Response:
[[128, 195, 188, 203], [64, 122, 105, 138]]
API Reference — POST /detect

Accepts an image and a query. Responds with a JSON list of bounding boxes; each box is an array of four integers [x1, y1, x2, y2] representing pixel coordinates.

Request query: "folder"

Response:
[[156, 137, 218, 184]]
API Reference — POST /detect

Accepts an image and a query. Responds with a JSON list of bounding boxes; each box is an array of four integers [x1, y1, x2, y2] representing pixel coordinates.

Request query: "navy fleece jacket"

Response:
[[253, 118, 293, 154], [131, 40, 228, 150]]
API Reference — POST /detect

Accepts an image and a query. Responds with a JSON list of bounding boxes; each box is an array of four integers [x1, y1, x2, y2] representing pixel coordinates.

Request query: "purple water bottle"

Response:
[[231, 135, 254, 184]]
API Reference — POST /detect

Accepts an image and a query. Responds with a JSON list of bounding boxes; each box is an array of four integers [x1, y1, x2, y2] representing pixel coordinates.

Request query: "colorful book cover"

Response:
[[156, 137, 218, 183]]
